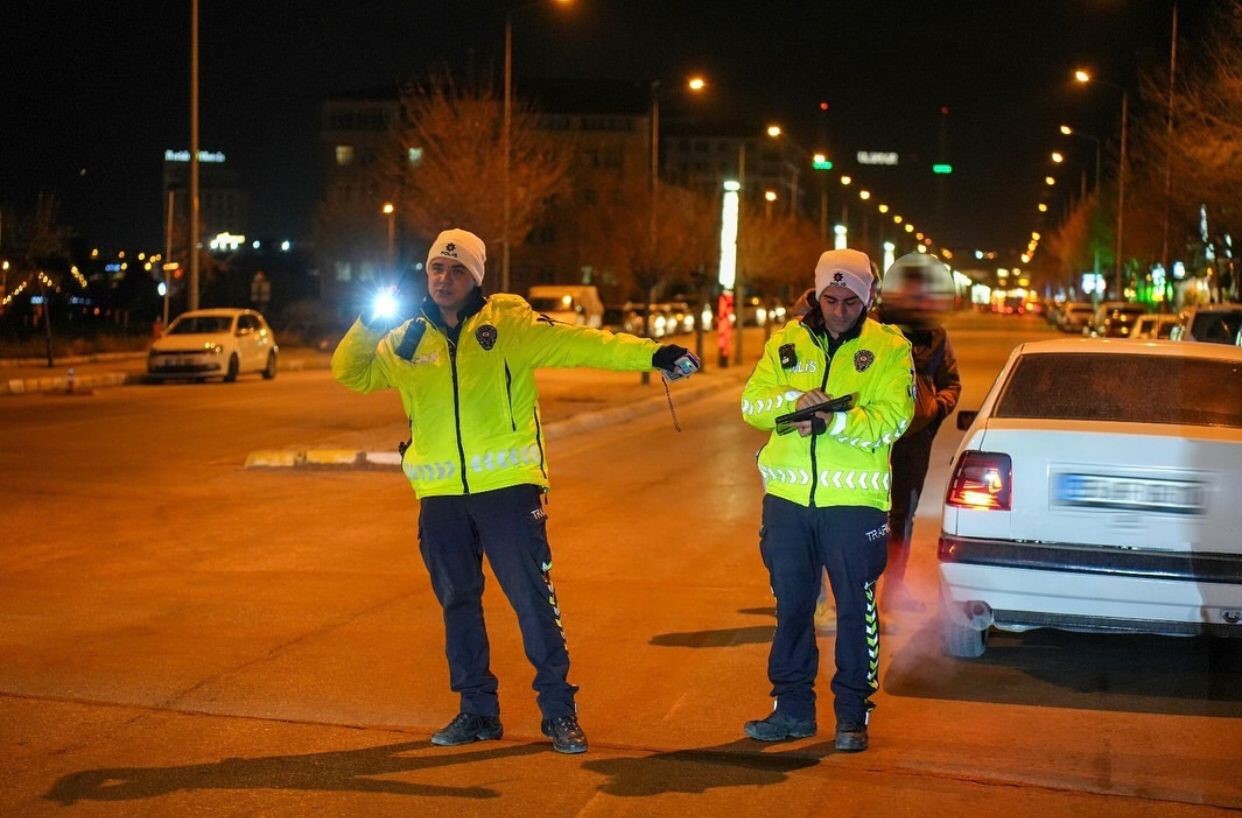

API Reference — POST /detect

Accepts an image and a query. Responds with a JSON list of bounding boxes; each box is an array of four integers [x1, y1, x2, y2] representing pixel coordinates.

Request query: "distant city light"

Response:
[[252, 240, 261, 249], [280, 240, 291, 252], [164, 149, 226, 163]]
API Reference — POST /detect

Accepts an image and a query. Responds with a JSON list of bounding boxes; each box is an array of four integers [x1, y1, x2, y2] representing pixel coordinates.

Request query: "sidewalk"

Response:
[[0, 347, 335, 396]]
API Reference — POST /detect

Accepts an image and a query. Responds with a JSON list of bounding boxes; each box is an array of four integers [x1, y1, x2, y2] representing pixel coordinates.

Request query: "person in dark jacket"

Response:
[[874, 255, 961, 611]]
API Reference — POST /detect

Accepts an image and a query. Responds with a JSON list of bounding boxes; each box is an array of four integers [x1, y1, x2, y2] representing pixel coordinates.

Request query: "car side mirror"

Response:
[[956, 410, 977, 431]]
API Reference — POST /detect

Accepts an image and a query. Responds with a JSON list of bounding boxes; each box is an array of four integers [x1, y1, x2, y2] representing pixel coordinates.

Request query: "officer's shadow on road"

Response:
[[648, 607, 775, 648], [583, 738, 832, 797], [44, 739, 545, 806]]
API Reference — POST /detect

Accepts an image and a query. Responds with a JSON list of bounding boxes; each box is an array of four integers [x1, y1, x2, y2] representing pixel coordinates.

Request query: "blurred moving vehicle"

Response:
[[1086, 302, 1147, 338], [527, 285, 605, 328], [1131, 314, 1179, 340], [1057, 301, 1095, 333], [939, 338, 1242, 658], [148, 308, 278, 382], [1170, 303, 1242, 345]]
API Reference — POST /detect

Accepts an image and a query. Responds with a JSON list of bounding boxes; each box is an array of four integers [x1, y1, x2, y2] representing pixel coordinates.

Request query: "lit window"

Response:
[[335, 145, 355, 166]]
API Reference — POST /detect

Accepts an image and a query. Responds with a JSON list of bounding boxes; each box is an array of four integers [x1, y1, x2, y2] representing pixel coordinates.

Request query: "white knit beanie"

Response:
[[427, 229, 486, 286], [814, 249, 874, 304]]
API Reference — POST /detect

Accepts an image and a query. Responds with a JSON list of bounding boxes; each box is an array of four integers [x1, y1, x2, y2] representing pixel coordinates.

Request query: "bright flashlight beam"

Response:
[[372, 288, 400, 321]]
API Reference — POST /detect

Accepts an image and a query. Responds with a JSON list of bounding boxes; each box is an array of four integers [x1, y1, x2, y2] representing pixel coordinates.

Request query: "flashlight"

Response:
[[371, 287, 400, 323]]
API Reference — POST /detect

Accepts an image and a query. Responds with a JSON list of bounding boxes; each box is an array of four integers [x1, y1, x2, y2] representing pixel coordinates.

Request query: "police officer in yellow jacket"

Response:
[[741, 248, 913, 752], [332, 228, 698, 754]]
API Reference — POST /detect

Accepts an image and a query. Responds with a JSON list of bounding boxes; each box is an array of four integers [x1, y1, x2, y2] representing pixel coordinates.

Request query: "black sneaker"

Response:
[[540, 714, 588, 754], [743, 711, 817, 742], [430, 712, 503, 746], [834, 723, 868, 752]]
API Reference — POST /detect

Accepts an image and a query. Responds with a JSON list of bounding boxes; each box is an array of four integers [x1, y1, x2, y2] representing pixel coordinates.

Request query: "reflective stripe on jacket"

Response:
[[332, 294, 658, 498], [742, 316, 914, 510]]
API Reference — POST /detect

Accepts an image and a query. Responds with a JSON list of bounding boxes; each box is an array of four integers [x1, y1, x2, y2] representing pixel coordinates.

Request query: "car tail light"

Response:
[[946, 451, 1012, 511]]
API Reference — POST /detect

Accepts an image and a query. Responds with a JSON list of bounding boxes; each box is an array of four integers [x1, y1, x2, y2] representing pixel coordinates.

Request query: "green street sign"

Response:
[[812, 158, 833, 171], [932, 163, 953, 175]]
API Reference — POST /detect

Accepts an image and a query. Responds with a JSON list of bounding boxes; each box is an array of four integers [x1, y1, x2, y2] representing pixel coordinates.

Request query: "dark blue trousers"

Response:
[[418, 484, 577, 719], [759, 495, 888, 727]]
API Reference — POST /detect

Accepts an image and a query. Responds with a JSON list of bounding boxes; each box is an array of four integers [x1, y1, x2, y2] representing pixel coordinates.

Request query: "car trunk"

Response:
[[976, 420, 1240, 555]]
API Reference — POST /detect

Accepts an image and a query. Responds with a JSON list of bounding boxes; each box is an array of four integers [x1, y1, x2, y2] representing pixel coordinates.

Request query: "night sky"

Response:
[[3, 1, 1204, 258]]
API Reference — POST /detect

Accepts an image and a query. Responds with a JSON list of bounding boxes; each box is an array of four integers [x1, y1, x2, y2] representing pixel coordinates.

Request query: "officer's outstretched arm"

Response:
[[741, 340, 804, 431], [826, 342, 915, 448], [519, 307, 657, 371], [331, 318, 396, 394]]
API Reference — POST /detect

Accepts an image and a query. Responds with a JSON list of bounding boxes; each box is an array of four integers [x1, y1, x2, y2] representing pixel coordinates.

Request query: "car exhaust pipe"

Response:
[[966, 601, 994, 631]]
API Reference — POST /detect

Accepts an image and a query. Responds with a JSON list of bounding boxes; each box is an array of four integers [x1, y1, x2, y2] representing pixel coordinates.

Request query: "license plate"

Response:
[[1052, 473, 1206, 515]]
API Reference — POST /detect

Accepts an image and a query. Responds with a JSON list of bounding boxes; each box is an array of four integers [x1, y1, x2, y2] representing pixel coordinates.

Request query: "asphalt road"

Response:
[[1, 313, 1239, 816]]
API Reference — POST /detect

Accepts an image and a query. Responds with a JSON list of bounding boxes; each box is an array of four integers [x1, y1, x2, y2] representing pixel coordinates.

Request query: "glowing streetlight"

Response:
[[1038, 203, 1048, 213], [1060, 124, 1073, 136], [1074, 69, 1091, 84], [1031, 231, 1041, 240], [893, 215, 903, 224], [1051, 151, 1064, 163], [858, 190, 871, 200], [878, 203, 889, 214], [687, 76, 706, 91], [766, 124, 782, 138], [904, 223, 914, 233], [764, 190, 777, 202], [840, 175, 852, 186], [1045, 176, 1056, 186]]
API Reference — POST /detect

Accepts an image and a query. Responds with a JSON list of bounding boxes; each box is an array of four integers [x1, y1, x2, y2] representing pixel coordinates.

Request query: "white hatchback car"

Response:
[[938, 338, 1242, 657], [148, 308, 278, 382]]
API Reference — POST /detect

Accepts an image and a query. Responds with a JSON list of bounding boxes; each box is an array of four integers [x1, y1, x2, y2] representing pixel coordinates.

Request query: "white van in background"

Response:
[[526, 285, 605, 328]]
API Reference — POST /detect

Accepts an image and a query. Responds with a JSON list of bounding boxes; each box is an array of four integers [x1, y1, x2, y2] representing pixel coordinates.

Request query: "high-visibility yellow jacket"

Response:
[[742, 315, 914, 510], [332, 294, 658, 498]]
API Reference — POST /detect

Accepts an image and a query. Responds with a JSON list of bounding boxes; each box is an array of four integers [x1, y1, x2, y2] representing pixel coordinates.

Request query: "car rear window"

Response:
[[1190, 310, 1242, 344], [994, 353, 1242, 428]]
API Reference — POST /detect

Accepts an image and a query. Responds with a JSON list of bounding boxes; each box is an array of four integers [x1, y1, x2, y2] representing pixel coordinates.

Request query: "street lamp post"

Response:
[[1074, 70, 1129, 299], [382, 201, 396, 270], [502, 0, 573, 295]]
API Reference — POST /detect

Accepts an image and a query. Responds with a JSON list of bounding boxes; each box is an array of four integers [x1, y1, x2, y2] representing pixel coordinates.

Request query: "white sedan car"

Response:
[[148, 308, 278, 382], [938, 338, 1242, 657]]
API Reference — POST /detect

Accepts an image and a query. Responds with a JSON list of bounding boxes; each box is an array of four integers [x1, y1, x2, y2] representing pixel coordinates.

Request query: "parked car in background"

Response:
[[1131, 314, 1179, 340], [148, 308, 278, 382], [527, 285, 605, 328], [621, 302, 673, 338], [1057, 301, 1095, 333], [1170, 303, 1242, 345], [939, 338, 1242, 658], [1085, 301, 1146, 338]]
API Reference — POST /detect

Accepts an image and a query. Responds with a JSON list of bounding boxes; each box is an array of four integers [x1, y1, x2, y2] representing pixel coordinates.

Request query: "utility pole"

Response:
[[1160, 1, 1179, 308], [188, 0, 201, 310], [164, 190, 174, 326], [1115, 89, 1128, 300]]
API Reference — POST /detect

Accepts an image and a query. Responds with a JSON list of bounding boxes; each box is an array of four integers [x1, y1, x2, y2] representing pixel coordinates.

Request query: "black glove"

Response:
[[652, 344, 691, 372]]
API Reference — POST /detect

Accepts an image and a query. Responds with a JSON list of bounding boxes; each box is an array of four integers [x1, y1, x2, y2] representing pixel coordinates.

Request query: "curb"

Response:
[[244, 370, 749, 472], [1, 371, 143, 396]]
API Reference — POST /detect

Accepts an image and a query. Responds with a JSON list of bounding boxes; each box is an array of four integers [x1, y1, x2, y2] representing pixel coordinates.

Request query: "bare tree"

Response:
[[380, 70, 572, 253]]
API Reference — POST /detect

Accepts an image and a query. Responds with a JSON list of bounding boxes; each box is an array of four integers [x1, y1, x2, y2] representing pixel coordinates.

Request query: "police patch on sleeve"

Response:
[[778, 343, 797, 369], [475, 324, 498, 350], [854, 349, 875, 372]]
